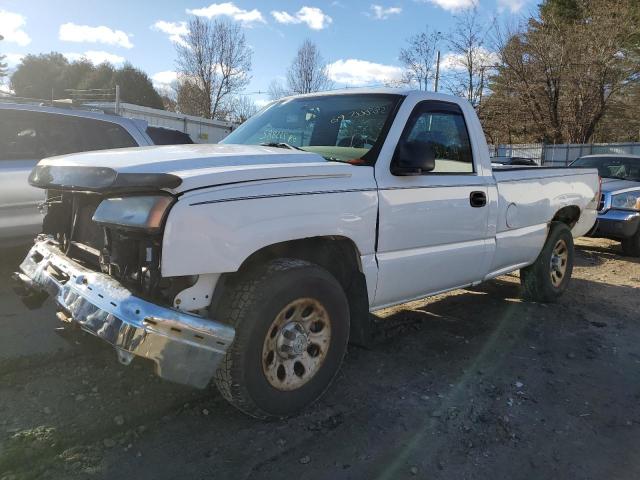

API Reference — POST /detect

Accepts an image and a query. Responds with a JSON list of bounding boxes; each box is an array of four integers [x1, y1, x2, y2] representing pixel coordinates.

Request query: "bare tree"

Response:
[[176, 18, 252, 120], [447, 6, 492, 107], [160, 93, 177, 112], [0, 35, 7, 80], [286, 40, 333, 94], [399, 28, 441, 90], [175, 77, 210, 117], [485, 0, 640, 144], [267, 79, 290, 100], [229, 95, 258, 123]]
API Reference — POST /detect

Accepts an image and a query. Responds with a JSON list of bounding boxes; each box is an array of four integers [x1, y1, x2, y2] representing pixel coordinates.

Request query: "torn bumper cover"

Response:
[[13, 239, 235, 388]]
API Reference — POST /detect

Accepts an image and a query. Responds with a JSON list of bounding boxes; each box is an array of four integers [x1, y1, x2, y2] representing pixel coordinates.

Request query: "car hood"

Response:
[[600, 177, 640, 194], [31, 144, 355, 194]]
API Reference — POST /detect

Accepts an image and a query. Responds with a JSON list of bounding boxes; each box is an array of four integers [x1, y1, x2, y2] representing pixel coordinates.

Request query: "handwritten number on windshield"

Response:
[[330, 105, 387, 124]]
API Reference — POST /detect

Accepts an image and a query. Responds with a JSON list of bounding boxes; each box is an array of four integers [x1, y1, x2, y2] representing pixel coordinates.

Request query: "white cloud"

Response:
[[187, 3, 265, 25], [497, 0, 526, 13], [59, 23, 133, 49], [64, 50, 126, 65], [272, 11, 297, 24], [4, 53, 25, 68], [152, 70, 178, 90], [152, 21, 189, 47], [271, 7, 332, 30], [326, 59, 403, 86], [426, 0, 477, 12], [0, 10, 31, 46], [370, 5, 402, 19], [440, 48, 499, 71]]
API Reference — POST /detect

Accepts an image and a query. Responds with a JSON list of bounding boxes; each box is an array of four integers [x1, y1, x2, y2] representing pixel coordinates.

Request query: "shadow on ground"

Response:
[[1, 240, 639, 480]]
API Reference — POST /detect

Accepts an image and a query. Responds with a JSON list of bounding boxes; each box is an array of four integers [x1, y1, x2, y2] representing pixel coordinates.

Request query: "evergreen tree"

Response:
[[10, 53, 165, 109]]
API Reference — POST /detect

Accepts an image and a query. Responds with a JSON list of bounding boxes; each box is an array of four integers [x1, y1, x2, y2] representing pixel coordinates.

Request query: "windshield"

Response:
[[221, 93, 403, 164], [572, 156, 640, 182]]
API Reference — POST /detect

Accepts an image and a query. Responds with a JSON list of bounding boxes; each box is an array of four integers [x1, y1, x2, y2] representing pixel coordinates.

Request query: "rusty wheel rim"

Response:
[[262, 298, 331, 391], [550, 239, 568, 288]]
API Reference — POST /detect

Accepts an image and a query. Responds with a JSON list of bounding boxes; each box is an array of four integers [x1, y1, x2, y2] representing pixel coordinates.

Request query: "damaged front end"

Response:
[[13, 165, 235, 388]]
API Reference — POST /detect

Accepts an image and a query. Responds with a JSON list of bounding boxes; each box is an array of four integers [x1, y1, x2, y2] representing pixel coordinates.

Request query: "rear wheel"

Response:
[[520, 222, 574, 302], [214, 258, 350, 419], [621, 230, 640, 257]]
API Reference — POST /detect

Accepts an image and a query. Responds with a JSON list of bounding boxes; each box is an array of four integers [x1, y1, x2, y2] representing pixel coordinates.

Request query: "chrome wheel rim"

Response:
[[550, 239, 568, 287], [262, 298, 331, 391]]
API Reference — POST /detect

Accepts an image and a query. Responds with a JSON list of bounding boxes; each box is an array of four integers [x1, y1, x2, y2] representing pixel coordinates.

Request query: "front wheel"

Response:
[[214, 259, 350, 419], [520, 222, 574, 302]]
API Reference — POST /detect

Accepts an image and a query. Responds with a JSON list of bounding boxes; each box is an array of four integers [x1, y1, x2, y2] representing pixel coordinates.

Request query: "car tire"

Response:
[[520, 222, 574, 302], [621, 230, 640, 257], [213, 258, 350, 419]]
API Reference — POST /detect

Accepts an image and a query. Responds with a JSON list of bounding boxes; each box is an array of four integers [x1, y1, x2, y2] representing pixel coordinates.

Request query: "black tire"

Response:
[[213, 258, 350, 419], [621, 230, 640, 257], [520, 222, 574, 302]]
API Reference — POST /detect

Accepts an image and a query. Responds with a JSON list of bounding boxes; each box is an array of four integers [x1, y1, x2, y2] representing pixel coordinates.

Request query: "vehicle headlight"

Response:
[[92, 195, 174, 232], [611, 190, 640, 211]]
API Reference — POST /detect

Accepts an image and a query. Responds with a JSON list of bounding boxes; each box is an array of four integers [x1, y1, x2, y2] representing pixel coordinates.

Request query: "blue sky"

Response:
[[0, 0, 533, 105]]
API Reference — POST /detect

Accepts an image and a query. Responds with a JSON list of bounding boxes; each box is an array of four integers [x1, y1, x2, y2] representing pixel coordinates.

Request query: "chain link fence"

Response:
[[489, 143, 640, 166]]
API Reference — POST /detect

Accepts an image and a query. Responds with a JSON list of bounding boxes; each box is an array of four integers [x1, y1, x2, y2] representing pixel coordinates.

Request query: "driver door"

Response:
[[373, 100, 494, 308]]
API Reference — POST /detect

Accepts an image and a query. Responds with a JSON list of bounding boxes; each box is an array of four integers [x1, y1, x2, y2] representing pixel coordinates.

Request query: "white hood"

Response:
[[37, 144, 355, 193]]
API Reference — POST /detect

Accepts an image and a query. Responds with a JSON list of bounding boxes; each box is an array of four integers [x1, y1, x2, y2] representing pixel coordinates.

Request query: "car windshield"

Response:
[[221, 93, 403, 164], [572, 156, 640, 181]]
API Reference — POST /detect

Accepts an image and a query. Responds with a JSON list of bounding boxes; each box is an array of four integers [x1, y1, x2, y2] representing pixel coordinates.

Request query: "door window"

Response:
[[398, 102, 474, 173], [0, 110, 43, 160], [0, 110, 138, 161], [37, 114, 85, 157]]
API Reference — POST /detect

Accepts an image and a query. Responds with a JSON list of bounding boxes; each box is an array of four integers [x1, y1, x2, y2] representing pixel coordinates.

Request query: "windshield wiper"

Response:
[[259, 142, 305, 151]]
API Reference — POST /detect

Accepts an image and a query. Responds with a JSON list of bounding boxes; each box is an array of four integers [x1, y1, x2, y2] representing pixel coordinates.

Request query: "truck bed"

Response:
[[485, 167, 599, 279]]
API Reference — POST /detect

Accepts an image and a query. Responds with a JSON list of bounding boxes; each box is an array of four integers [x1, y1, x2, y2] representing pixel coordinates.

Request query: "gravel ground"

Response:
[[0, 237, 639, 480]]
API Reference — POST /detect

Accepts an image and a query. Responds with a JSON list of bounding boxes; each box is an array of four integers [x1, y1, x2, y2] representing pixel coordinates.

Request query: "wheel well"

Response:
[[552, 206, 581, 228], [237, 236, 363, 283], [215, 237, 373, 346]]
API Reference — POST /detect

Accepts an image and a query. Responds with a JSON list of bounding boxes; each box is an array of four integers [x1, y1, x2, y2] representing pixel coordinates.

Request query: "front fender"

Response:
[[161, 174, 378, 277]]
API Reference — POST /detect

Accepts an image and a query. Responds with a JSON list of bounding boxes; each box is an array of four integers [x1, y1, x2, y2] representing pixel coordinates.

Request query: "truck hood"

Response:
[[30, 144, 354, 193], [600, 177, 640, 194]]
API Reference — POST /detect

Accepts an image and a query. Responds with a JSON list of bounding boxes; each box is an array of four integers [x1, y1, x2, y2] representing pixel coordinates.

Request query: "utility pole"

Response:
[[115, 84, 120, 115], [478, 66, 485, 107], [434, 50, 441, 92]]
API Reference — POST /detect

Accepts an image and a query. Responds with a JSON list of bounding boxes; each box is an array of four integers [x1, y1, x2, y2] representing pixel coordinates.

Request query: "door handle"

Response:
[[470, 191, 487, 208]]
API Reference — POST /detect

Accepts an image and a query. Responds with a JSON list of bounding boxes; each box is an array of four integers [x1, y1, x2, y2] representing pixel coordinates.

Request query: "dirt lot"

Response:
[[1, 237, 639, 480]]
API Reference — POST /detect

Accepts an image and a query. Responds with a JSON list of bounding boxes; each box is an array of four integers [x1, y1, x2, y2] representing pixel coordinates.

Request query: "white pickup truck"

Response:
[[14, 89, 599, 418]]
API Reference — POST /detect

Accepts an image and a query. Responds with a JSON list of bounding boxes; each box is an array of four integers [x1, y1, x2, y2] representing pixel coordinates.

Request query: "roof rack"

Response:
[[0, 85, 119, 114], [0, 94, 112, 114]]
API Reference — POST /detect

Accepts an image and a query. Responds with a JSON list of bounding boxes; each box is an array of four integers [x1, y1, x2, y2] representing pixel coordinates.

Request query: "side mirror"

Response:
[[391, 140, 436, 176]]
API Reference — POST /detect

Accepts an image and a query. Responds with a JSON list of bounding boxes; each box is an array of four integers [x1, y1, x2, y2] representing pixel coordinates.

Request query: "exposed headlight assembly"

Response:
[[92, 195, 174, 232], [611, 190, 640, 211]]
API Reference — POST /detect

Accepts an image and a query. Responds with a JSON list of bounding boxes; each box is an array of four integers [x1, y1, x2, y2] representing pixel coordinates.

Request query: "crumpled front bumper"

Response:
[[13, 238, 235, 388]]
